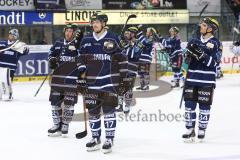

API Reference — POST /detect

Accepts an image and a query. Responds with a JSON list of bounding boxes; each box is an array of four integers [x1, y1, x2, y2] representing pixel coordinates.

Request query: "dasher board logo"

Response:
[[0, 0, 35, 10], [0, 11, 53, 25]]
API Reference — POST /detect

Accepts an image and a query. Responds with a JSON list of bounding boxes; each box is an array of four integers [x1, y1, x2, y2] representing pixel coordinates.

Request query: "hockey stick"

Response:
[[34, 73, 49, 97], [0, 40, 20, 53], [76, 97, 88, 139], [179, 54, 192, 109], [120, 14, 137, 38]]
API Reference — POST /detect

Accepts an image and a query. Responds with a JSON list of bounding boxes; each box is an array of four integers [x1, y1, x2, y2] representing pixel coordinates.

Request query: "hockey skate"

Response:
[[61, 123, 69, 138], [102, 139, 113, 154], [48, 124, 61, 137], [86, 138, 101, 152], [197, 130, 205, 142], [171, 80, 180, 88], [136, 86, 143, 90], [141, 85, 149, 91], [116, 96, 123, 112], [182, 128, 195, 143]]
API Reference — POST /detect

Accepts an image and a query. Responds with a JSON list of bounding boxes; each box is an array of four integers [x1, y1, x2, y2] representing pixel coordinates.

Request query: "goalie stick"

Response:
[[0, 40, 19, 53]]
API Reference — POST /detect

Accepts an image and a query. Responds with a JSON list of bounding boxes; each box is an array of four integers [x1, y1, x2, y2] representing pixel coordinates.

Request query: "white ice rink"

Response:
[[1, 75, 240, 160]]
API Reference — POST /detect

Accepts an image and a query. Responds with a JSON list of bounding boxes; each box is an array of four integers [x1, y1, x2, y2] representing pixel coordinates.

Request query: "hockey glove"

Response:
[[76, 72, 88, 95], [187, 43, 206, 61], [23, 46, 29, 55], [49, 57, 58, 70], [74, 29, 84, 42]]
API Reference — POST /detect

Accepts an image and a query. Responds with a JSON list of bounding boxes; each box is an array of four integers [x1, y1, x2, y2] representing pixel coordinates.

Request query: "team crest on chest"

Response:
[[206, 42, 214, 49], [103, 40, 116, 53]]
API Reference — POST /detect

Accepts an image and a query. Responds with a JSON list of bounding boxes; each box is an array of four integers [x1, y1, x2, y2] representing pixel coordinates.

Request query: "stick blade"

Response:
[[75, 130, 87, 139]]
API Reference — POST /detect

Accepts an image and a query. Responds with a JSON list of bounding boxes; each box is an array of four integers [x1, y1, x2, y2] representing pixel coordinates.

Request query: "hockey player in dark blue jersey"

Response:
[[118, 26, 144, 114], [164, 26, 184, 88], [79, 13, 128, 154], [136, 27, 155, 91], [0, 29, 29, 101], [182, 17, 222, 142], [48, 23, 84, 137]]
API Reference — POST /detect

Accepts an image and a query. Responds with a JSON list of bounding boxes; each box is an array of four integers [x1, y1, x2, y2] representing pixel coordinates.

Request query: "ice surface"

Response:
[[1, 75, 240, 160]]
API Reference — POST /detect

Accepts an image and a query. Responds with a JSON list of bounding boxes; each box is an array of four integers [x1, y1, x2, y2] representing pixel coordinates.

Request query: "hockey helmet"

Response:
[[90, 13, 108, 23], [147, 27, 157, 34], [9, 29, 19, 40], [201, 17, 219, 32], [169, 26, 179, 34], [127, 26, 139, 33], [63, 23, 77, 33]]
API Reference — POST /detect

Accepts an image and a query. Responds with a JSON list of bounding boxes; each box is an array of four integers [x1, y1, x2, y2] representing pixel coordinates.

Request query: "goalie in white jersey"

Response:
[[0, 29, 29, 101]]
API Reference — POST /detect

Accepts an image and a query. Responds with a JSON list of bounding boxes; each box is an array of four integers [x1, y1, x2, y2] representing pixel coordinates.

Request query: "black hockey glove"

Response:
[[234, 40, 240, 46], [23, 46, 29, 55], [49, 57, 58, 70], [74, 29, 84, 42], [187, 43, 206, 61], [76, 72, 88, 95]]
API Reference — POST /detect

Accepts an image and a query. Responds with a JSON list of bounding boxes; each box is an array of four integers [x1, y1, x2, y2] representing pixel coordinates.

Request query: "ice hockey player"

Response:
[[182, 17, 222, 142], [165, 26, 184, 88], [79, 13, 127, 154], [47, 23, 83, 137], [136, 27, 155, 91], [119, 26, 143, 114], [0, 29, 29, 101]]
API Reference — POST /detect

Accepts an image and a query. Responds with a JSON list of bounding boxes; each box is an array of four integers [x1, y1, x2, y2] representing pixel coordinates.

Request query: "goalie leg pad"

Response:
[[0, 67, 12, 100]]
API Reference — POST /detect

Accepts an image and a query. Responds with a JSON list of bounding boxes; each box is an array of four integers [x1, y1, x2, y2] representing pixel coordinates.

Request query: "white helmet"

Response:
[[9, 29, 19, 40]]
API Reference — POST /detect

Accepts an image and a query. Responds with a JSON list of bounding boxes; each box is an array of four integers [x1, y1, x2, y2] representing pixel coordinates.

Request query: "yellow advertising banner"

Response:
[[53, 10, 189, 25]]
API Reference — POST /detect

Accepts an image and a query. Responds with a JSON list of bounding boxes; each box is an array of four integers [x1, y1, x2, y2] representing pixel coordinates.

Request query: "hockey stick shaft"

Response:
[[179, 54, 192, 109], [76, 97, 88, 139], [120, 14, 137, 38], [34, 74, 49, 97]]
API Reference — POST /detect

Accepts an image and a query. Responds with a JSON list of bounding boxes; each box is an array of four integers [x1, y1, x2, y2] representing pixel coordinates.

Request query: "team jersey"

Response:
[[48, 38, 79, 64], [121, 41, 142, 77], [164, 36, 183, 60], [49, 38, 85, 89], [79, 30, 126, 93], [0, 40, 28, 71], [186, 36, 222, 87]]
